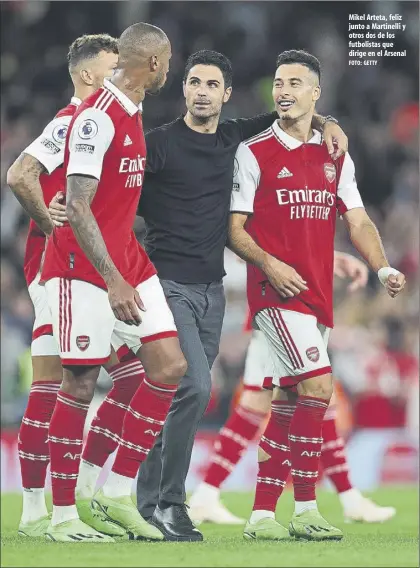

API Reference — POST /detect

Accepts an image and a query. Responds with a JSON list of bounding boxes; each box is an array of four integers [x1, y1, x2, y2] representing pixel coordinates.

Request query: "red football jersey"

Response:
[[22, 98, 80, 285], [231, 121, 364, 328], [41, 79, 155, 289]]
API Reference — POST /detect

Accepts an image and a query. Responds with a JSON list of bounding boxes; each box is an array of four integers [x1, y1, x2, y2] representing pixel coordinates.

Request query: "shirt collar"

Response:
[[103, 78, 141, 116], [71, 96, 82, 106], [272, 119, 322, 149]]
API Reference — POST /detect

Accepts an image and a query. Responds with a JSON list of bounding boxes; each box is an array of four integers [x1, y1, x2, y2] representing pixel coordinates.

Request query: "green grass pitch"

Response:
[[1, 487, 418, 567]]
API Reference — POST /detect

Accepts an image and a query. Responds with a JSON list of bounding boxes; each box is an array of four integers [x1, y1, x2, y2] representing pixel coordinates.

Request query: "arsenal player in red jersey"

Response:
[[228, 50, 405, 540], [6, 34, 140, 540], [38, 23, 187, 543], [8, 24, 185, 542], [189, 252, 396, 527]]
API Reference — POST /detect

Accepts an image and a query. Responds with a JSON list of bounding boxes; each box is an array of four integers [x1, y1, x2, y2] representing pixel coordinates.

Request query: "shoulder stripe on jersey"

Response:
[[245, 130, 274, 148], [101, 91, 114, 113], [244, 127, 273, 146], [94, 90, 115, 112], [93, 89, 108, 109]]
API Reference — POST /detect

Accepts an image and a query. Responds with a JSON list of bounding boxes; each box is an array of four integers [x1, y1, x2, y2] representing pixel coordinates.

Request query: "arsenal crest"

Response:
[[324, 163, 336, 183], [76, 335, 90, 351], [306, 346, 320, 362]]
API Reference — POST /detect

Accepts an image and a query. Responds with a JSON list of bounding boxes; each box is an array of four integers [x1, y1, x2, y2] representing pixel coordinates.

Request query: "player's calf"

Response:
[[18, 353, 62, 532], [48, 365, 100, 527], [248, 388, 295, 529], [78, 355, 145, 496], [98, 338, 185, 537], [289, 373, 332, 514]]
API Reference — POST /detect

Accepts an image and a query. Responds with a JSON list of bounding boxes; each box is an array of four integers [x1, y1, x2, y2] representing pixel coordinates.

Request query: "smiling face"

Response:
[[183, 64, 232, 120], [272, 63, 320, 121]]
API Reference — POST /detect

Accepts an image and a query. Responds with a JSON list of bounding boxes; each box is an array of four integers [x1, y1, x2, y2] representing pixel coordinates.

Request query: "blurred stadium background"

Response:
[[1, 1, 418, 494]]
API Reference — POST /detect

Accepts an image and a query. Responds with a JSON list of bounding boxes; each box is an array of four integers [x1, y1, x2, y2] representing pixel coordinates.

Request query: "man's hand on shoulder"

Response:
[[323, 121, 348, 160]]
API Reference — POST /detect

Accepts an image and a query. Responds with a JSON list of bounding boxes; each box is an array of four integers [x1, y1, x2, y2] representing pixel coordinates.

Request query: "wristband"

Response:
[[322, 115, 339, 127], [378, 267, 400, 286]]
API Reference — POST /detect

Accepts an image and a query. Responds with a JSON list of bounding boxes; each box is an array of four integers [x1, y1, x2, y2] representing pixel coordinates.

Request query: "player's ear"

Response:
[[223, 86, 232, 104], [149, 55, 159, 72], [313, 85, 321, 103], [182, 82, 186, 98], [80, 68, 93, 87]]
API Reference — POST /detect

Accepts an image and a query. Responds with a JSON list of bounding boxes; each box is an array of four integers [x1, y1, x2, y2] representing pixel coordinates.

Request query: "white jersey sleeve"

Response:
[[66, 108, 115, 180], [23, 115, 72, 174], [336, 153, 364, 215], [230, 142, 261, 214]]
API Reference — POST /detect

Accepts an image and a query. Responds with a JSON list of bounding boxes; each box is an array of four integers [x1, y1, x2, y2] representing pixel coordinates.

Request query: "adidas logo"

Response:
[[277, 167, 293, 178], [123, 134, 132, 146]]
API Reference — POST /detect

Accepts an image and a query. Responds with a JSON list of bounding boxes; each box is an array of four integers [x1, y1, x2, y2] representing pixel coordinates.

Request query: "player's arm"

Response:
[[227, 144, 308, 298], [6, 115, 70, 235], [66, 108, 144, 325], [337, 154, 405, 298]]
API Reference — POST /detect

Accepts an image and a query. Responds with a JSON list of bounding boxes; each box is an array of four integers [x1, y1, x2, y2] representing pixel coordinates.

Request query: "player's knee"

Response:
[[62, 366, 99, 402], [149, 355, 187, 385], [63, 378, 96, 401], [298, 373, 333, 401]]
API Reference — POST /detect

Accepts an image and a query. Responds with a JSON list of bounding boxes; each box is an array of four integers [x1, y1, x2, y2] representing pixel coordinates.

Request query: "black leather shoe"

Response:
[[150, 504, 203, 542]]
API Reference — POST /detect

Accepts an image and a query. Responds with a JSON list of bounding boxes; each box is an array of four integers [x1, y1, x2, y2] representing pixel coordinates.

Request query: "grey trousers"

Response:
[[136, 279, 225, 517]]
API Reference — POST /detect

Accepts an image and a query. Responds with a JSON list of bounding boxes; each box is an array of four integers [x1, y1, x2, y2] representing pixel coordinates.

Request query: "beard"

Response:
[[189, 104, 220, 121], [146, 70, 166, 95]]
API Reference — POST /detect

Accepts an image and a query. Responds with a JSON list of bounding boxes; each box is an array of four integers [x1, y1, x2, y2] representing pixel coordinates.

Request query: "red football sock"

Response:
[[204, 404, 267, 489], [321, 405, 352, 493], [48, 390, 89, 506], [112, 377, 177, 478], [253, 400, 295, 512], [82, 359, 144, 467], [289, 395, 329, 502], [18, 380, 61, 489]]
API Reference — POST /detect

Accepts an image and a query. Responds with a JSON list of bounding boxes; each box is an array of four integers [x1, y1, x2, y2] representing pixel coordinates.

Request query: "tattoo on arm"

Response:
[[7, 153, 53, 235], [66, 175, 120, 285]]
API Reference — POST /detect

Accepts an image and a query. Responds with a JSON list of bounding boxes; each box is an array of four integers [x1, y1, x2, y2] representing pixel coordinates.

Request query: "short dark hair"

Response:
[[276, 50, 321, 83], [67, 34, 118, 70], [183, 50, 233, 89]]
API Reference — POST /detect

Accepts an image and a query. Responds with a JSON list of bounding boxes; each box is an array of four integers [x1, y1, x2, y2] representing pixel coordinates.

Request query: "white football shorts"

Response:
[[255, 308, 332, 389], [45, 275, 177, 365]]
